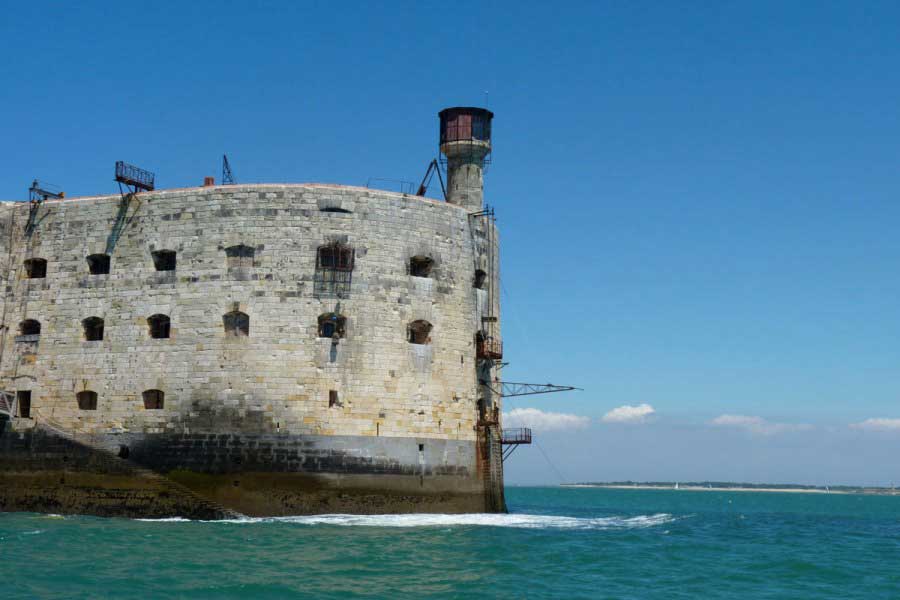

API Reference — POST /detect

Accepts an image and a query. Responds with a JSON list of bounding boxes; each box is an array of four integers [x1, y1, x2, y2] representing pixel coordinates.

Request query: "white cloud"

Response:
[[601, 403, 656, 424], [503, 408, 590, 431], [850, 418, 900, 432], [709, 414, 813, 436]]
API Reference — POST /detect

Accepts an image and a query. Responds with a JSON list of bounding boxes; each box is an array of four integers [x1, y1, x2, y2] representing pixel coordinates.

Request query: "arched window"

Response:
[[409, 256, 434, 278], [408, 320, 433, 345], [83, 317, 104, 341], [86, 254, 111, 275], [315, 242, 354, 298], [223, 311, 249, 337], [318, 313, 346, 339], [20, 319, 41, 336], [147, 314, 170, 339], [225, 244, 255, 269], [151, 249, 177, 271], [142, 389, 164, 410], [24, 258, 47, 279], [474, 269, 487, 290], [76, 390, 98, 410]]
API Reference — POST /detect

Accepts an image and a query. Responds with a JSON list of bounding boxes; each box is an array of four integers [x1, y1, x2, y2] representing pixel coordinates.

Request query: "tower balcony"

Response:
[[477, 337, 503, 360]]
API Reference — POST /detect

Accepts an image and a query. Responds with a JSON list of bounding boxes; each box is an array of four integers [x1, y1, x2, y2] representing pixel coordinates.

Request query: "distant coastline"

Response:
[[564, 482, 900, 495]]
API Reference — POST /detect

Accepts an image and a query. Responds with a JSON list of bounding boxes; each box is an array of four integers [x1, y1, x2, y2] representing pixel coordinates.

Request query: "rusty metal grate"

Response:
[[477, 336, 503, 360]]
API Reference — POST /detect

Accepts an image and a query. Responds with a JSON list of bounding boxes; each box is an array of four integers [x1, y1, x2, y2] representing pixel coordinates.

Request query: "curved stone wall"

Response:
[[0, 184, 494, 446]]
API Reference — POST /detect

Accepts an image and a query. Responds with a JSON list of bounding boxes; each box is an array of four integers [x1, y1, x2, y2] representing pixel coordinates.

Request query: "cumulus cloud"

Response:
[[850, 418, 900, 432], [503, 408, 590, 431], [601, 403, 656, 424], [709, 414, 813, 436]]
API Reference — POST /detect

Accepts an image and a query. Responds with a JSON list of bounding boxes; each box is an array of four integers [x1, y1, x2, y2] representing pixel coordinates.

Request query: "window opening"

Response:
[[143, 389, 164, 410], [20, 320, 41, 336], [318, 313, 346, 339], [225, 244, 255, 268], [151, 250, 176, 271], [329, 390, 339, 408], [16, 391, 31, 419], [77, 390, 98, 410], [223, 311, 249, 337], [83, 317, 104, 341], [474, 269, 487, 289], [24, 258, 47, 279], [148, 314, 171, 339], [87, 254, 111, 275], [408, 320, 433, 345], [409, 256, 434, 278], [314, 242, 354, 298]]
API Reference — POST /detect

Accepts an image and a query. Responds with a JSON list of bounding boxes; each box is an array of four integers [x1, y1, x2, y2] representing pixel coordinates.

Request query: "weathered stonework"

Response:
[[0, 183, 503, 517]]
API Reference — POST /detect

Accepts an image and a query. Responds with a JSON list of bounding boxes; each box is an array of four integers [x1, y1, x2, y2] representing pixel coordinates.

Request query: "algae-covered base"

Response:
[[0, 425, 504, 519]]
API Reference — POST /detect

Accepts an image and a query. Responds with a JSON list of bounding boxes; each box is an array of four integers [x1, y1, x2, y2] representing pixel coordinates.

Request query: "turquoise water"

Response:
[[3, 487, 900, 598]]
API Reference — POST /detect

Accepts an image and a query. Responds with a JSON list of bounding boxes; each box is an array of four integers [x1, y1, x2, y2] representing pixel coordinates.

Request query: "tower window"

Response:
[[223, 311, 249, 337], [147, 314, 171, 339], [225, 244, 255, 268], [329, 390, 339, 408], [77, 390, 98, 410], [474, 269, 487, 289], [408, 320, 433, 345], [86, 254, 111, 275], [151, 250, 176, 271], [16, 391, 31, 419], [318, 313, 346, 339], [142, 389, 164, 410], [24, 258, 47, 279], [82, 317, 104, 341], [19, 319, 41, 336], [409, 256, 434, 278], [315, 242, 354, 298]]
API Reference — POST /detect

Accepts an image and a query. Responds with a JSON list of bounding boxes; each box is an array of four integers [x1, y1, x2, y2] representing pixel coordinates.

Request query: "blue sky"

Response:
[[2, 1, 900, 485]]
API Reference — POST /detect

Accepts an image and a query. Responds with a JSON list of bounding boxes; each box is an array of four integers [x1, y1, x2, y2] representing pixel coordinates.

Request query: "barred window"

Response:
[[142, 389, 164, 410], [77, 390, 98, 410], [314, 243, 354, 298]]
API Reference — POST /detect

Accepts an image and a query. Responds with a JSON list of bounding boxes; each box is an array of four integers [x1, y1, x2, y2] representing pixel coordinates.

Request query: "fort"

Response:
[[0, 107, 510, 518]]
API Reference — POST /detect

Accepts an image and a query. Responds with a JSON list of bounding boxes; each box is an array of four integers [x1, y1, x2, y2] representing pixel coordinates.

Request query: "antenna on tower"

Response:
[[222, 154, 235, 185]]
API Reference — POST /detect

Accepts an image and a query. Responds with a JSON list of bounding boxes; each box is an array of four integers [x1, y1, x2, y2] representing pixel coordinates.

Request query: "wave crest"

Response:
[[140, 512, 677, 530]]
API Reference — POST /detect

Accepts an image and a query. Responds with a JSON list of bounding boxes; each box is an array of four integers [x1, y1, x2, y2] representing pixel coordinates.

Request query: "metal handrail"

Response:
[[0, 391, 15, 417], [501, 428, 532, 445]]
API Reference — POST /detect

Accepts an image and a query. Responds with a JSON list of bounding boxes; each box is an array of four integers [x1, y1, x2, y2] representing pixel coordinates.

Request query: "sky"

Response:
[[2, 1, 900, 486]]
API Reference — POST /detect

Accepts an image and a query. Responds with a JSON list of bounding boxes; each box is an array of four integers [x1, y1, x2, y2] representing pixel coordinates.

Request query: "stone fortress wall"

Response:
[[0, 184, 499, 449]]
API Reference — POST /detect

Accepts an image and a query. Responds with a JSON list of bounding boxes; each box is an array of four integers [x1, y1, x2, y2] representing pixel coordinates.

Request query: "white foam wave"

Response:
[[140, 512, 677, 530]]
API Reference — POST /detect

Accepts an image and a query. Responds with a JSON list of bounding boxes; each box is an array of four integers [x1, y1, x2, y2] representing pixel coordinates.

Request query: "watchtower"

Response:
[[439, 107, 493, 211]]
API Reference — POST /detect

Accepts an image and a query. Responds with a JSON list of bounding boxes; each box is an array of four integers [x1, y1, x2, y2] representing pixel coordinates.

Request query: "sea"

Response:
[[2, 486, 899, 599]]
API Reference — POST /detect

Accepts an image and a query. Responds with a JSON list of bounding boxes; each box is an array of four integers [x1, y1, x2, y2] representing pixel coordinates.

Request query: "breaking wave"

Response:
[[140, 512, 678, 530]]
